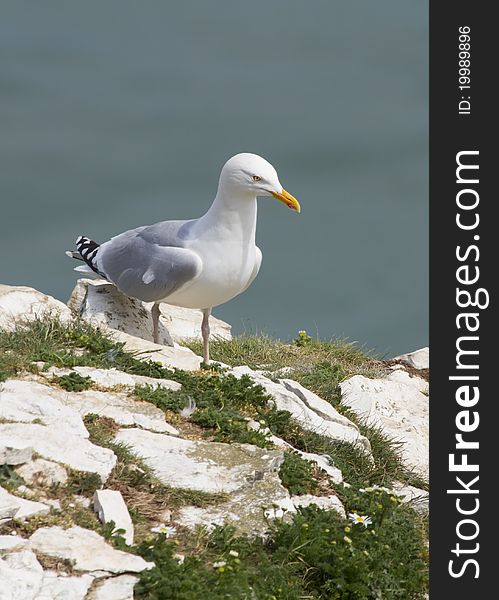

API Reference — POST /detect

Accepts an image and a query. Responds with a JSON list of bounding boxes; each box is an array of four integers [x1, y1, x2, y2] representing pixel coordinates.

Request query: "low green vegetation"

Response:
[[0, 464, 25, 491], [278, 451, 320, 496], [53, 371, 93, 392], [0, 319, 428, 597], [65, 469, 102, 497], [185, 332, 384, 390], [185, 333, 426, 489], [133, 372, 288, 449], [133, 370, 419, 493], [135, 498, 427, 599], [0, 317, 173, 380]]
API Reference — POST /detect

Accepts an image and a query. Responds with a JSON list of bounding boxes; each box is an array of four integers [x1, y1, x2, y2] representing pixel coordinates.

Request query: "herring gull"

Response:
[[67, 153, 300, 363]]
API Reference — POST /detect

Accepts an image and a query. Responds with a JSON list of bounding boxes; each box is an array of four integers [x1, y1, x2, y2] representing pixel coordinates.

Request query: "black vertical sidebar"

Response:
[[430, 2, 495, 597]]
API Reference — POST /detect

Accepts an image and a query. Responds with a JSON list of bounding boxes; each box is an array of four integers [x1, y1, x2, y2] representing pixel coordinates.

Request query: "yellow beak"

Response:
[[271, 188, 301, 213]]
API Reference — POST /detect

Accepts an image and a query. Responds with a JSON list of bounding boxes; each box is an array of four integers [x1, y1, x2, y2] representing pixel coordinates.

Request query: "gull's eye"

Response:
[[252, 175, 262, 182]]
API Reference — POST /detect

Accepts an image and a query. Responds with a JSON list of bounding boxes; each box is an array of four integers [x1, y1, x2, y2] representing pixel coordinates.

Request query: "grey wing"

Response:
[[95, 222, 202, 303]]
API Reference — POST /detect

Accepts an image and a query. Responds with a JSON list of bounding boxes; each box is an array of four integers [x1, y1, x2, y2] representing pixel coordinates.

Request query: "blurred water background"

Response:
[[0, 0, 428, 356]]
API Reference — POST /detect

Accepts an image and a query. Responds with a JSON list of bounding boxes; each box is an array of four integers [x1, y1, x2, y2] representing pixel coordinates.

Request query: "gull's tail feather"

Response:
[[65, 250, 84, 261], [66, 236, 106, 278]]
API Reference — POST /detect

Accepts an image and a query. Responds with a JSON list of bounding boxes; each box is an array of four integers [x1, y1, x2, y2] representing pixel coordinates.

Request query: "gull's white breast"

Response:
[[163, 238, 261, 309]]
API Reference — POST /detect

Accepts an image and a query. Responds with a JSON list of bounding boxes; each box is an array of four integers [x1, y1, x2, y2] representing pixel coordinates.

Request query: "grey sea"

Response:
[[0, 0, 428, 356]]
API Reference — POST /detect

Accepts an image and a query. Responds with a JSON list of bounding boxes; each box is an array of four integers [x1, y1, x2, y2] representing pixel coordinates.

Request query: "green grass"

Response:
[[0, 317, 175, 380], [278, 451, 320, 496], [0, 319, 428, 596], [133, 371, 286, 449], [135, 500, 428, 599], [185, 333, 384, 381]]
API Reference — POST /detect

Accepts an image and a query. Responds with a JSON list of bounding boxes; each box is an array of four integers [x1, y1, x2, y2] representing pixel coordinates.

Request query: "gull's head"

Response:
[[218, 153, 300, 213]]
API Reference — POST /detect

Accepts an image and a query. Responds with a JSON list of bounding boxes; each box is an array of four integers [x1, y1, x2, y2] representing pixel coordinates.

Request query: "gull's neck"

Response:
[[197, 187, 258, 245]]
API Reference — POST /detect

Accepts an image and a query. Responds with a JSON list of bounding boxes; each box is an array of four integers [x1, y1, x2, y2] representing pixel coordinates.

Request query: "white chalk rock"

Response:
[[231, 367, 371, 453], [0, 535, 27, 552], [0, 491, 21, 523], [0, 549, 94, 600], [280, 378, 363, 432], [87, 574, 139, 600], [109, 329, 202, 371], [392, 482, 429, 514], [0, 285, 72, 331], [0, 442, 32, 467], [46, 366, 181, 392], [0, 380, 89, 437], [0, 424, 116, 482], [68, 278, 173, 346], [0, 550, 44, 600], [116, 428, 300, 535], [386, 369, 428, 394], [0, 487, 50, 523], [114, 428, 283, 494], [393, 347, 429, 370], [68, 278, 231, 344], [291, 494, 346, 517], [16, 459, 68, 487], [178, 481, 294, 536], [157, 302, 232, 342], [28, 526, 153, 575], [42, 499, 62, 511], [59, 388, 179, 435], [37, 570, 94, 600], [340, 374, 429, 478], [93, 490, 134, 545]]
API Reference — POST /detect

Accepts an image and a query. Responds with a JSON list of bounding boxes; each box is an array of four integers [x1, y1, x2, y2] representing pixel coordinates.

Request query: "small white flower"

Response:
[[229, 550, 239, 557], [150, 524, 177, 537], [264, 507, 284, 519], [213, 561, 227, 568], [348, 513, 373, 527], [359, 485, 390, 494]]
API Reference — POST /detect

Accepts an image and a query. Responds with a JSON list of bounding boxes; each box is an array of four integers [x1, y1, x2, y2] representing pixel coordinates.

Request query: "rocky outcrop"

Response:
[[35, 374, 180, 435], [0, 422, 117, 482], [28, 526, 152, 574], [0, 443, 33, 467], [15, 459, 68, 487], [68, 277, 232, 344], [0, 550, 94, 600], [0, 285, 72, 331], [392, 482, 429, 515], [87, 574, 139, 600], [231, 366, 371, 453], [107, 328, 203, 371], [114, 428, 283, 494], [340, 368, 429, 477], [393, 347, 429, 370], [0, 282, 429, 598], [0, 487, 50, 523], [92, 490, 134, 545]]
